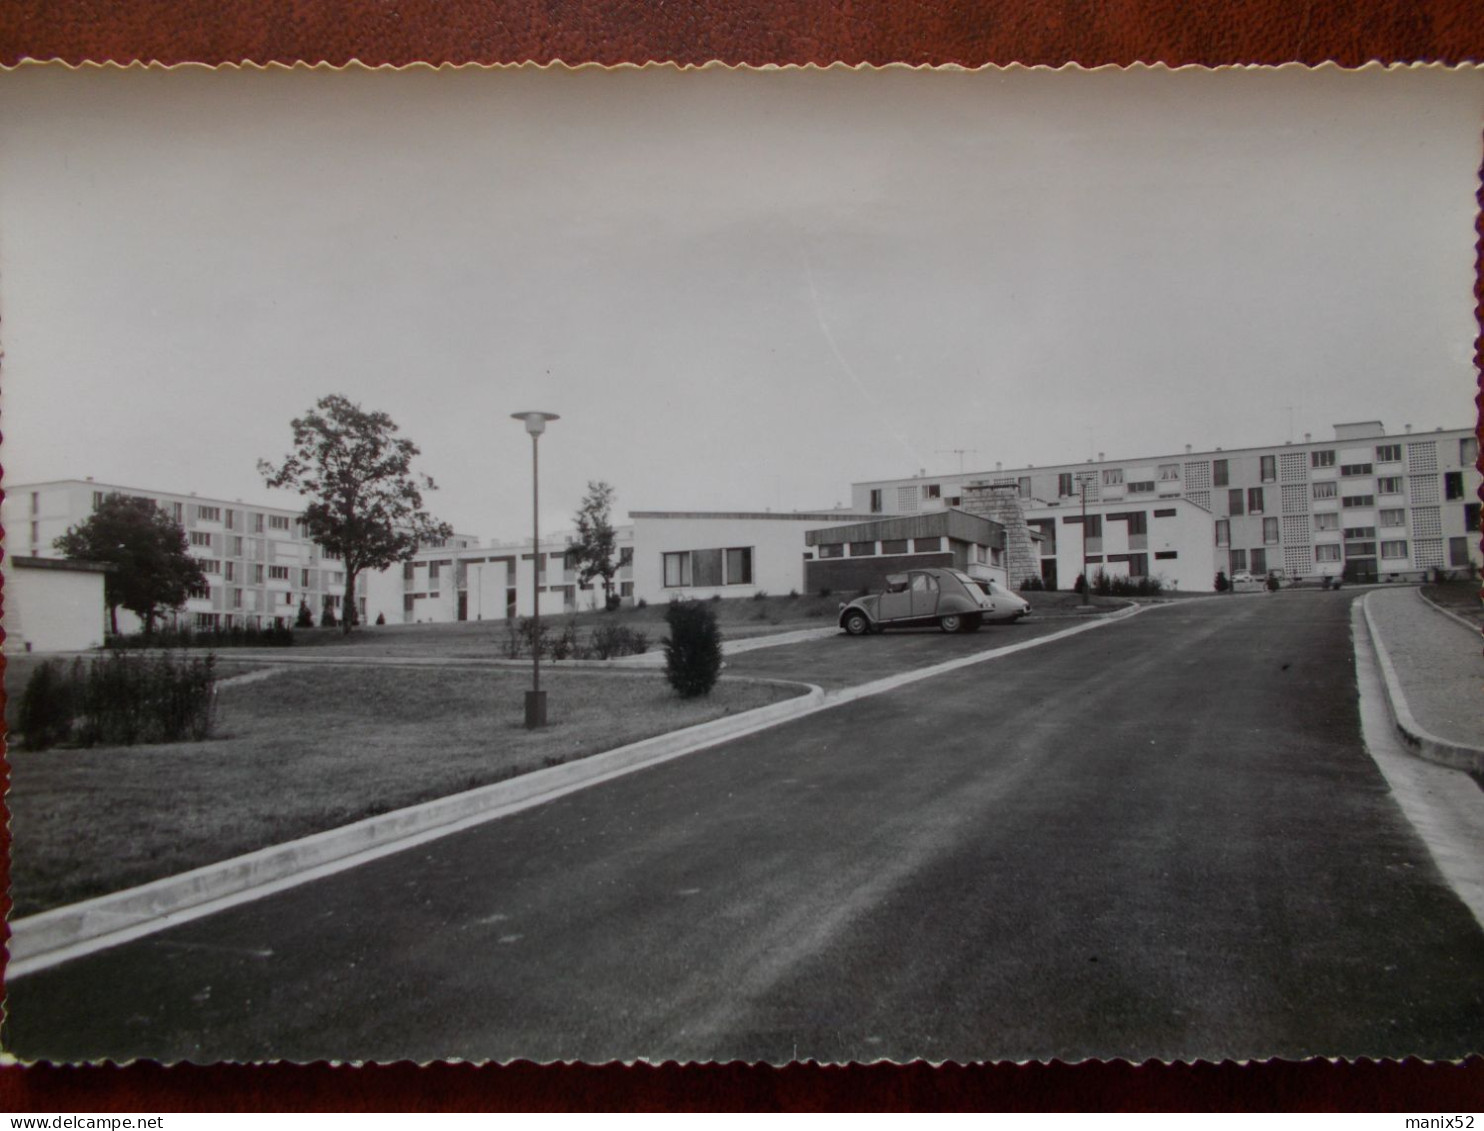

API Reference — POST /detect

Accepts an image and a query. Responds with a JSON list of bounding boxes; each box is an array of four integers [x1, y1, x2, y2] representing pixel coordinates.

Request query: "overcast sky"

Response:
[[2, 64, 1480, 542]]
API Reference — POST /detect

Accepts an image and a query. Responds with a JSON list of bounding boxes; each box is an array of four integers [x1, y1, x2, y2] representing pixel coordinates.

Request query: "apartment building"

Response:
[[363, 528, 636, 625], [851, 423, 1481, 587], [4, 479, 477, 631]]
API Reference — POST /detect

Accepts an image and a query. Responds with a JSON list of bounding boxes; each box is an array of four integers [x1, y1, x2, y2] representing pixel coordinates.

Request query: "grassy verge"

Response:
[[1422, 580, 1484, 628], [6, 666, 803, 917]]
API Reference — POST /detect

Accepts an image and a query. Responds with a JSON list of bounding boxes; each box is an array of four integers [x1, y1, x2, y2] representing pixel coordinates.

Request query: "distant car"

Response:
[[838, 567, 1031, 635]]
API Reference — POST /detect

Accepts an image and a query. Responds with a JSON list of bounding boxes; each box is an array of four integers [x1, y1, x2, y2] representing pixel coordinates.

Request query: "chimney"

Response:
[[1405, 424, 1412, 434], [1304, 432, 1311, 442], [995, 462, 1002, 472], [1098, 452, 1105, 461], [1185, 444, 1191, 454]]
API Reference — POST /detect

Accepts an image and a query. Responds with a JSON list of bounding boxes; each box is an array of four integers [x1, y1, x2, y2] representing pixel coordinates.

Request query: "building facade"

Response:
[[802, 509, 1009, 594], [4, 479, 478, 632], [5, 556, 112, 651], [851, 423, 1481, 588]]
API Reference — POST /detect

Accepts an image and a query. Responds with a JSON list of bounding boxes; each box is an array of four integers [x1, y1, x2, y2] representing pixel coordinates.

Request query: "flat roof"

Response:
[[630, 510, 876, 522], [9, 555, 114, 574]]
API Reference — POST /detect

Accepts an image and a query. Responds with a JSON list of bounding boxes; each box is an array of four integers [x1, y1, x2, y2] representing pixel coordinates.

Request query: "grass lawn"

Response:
[[1422, 580, 1483, 628], [6, 665, 803, 917]]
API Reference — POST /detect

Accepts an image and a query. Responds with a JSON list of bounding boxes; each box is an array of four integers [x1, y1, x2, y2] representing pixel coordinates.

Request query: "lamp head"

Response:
[[512, 411, 560, 436]]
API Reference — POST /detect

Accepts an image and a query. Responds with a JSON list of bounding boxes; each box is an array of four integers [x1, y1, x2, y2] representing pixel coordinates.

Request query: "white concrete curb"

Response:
[[1360, 592, 1484, 775], [7, 603, 1145, 978]]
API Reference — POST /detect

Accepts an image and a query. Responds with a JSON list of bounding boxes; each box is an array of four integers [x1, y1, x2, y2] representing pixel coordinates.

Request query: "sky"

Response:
[[1, 63, 1480, 543]]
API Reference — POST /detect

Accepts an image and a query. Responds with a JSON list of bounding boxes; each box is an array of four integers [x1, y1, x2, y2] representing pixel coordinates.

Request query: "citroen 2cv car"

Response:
[[838, 567, 1031, 635]]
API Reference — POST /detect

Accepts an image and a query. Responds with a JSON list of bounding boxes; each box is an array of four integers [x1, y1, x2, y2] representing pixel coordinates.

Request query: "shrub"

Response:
[[502, 617, 524, 659], [788, 589, 800, 600], [518, 616, 550, 660], [591, 623, 649, 659], [375, 612, 386, 625], [551, 617, 582, 660], [19, 661, 75, 750], [296, 599, 315, 628], [20, 652, 218, 749], [1214, 571, 1230, 592], [321, 603, 338, 628], [605, 593, 623, 612], [752, 589, 768, 601], [105, 623, 293, 649], [1019, 576, 1045, 591], [817, 587, 832, 599], [663, 600, 723, 698], [636, 597, 648, 610]]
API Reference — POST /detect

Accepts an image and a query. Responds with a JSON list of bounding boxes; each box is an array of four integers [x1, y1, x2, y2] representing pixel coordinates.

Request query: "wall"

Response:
[[6, 560, 109, 651], [631, 512, 873, 604]]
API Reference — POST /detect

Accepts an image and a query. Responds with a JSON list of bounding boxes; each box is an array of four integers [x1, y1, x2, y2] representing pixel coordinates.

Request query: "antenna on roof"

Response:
[[936, 448, 978, 474]]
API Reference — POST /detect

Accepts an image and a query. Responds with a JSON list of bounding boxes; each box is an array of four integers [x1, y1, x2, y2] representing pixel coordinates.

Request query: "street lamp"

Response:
[[1075, 472, 1096, 606], [512, 410, 560, 728]]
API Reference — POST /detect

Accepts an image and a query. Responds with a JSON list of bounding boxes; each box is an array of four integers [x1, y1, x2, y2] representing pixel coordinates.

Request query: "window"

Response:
[[1213, 460, 1229, 486], [1312, 482, 1338, 500], [1314, 513, 1339, 532], [882, 539, 909, 554], [924, 484, 941, 499], [285, 592, 296, 606], [818, 543, 844, 559], [253, 513, 265, 533], [1311, 450, 1335, 468], [1125, 512, 1148, 536], [692, 549, 723, 586], [1340, 463, 1373, 477], [1377, 477, 1403, 495], [269, 565, 289, 580], [301, 568, 312, 587], [1467, 503, 1481, 532], [1058, 473, 1074, 497], [225, 509, 236, 530], [196, 505, 221, 522], [1379, 509, 1406, 528], [1260, 455, 1276, 482], [200, 559, 221, 575], [188, 584, 210, 600], [849, 541, 875, 557], [1103, 469, 1123, 486], [1450, 537, 1472, 567], [1247, 487, 1265, 514], [224, 561, 236, 581], [190, 531, 213, 547], [1315, 544, 1341, 563], [194, 613, 220, 630], [1444, 472, 1465, 500], [869, 489, 883, 513], [253, 563, 265, 584], [1376, 444, 1402, 463], [1154, 551, 1178, 560], [429, 562, 441, 583], [914, 537, 943, 552], [231, 588, 243, 608], [1380, 540, 1409, 560], [725, 547, 753, 584], [1018, 476, 1032, 499], [619, 548, 633, 568], [90, 491, 101, 511], [330, 572, 345, 586], [1263, 518, 1279, 544], [1228, 489, 1245, 516], [1462, 437, 1479, 467], [1128, 481, 1155, 494], [1153, 508, 1177, 518], [1215, 520, 1230, 547], [1341, 496, 1376, 509], [1158, 464, 1179, 481], [1251, 549, 1267, 575], [1344, 527, 1376, 540], [269, 515, 291, 531], [231, 536, 244, 556], [172, 502, 184, 522], [1229, 549, 1248, 572]]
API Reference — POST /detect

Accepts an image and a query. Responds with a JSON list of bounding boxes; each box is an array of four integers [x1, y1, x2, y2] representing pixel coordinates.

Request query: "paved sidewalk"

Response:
[[1363, 587, 1484, 769]]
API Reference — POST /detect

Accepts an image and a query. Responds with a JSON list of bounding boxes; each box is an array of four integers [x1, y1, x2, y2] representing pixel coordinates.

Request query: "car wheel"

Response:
[[939, 614, 963, 633], [843, 611, 872, 636]]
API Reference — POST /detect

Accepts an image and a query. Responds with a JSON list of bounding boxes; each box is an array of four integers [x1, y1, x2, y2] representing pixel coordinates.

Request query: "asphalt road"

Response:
[[7, 591, 1484, 1064]]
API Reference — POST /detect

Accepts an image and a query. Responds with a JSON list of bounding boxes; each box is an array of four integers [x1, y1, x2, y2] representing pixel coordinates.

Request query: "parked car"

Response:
[[838, 568, 1031, 635]]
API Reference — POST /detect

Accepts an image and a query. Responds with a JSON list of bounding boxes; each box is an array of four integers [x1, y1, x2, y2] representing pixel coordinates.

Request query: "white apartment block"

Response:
[[363, 528, 636, 626], [4, 479, 478, 632], [852, 423, 1481, 588]]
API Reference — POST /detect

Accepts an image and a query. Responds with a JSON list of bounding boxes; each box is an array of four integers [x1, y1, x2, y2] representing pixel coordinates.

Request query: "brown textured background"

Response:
[[2, 0, 1483, 1114]]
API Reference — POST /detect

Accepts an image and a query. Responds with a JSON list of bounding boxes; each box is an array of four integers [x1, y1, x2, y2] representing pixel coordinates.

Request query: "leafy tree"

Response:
[[259, 395, 453, 635], [570, 480, 620, 610], [54, 493, 206, 635]]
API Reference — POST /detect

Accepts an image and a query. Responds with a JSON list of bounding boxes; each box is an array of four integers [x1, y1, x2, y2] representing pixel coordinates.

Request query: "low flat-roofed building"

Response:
[[803, 509, 1009, 595], [5, 555, 112, 652]]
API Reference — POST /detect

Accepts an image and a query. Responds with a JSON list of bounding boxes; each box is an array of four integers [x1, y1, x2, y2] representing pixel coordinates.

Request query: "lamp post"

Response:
[[1075, 472, 1096, 605], [512, 411, 560, 727]]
